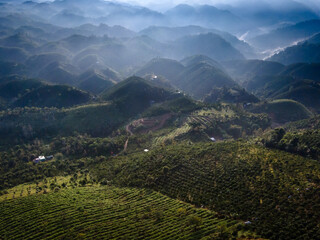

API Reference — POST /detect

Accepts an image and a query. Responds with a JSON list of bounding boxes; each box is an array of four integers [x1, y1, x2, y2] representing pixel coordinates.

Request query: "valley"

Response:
[[1, 0, 320, 239]]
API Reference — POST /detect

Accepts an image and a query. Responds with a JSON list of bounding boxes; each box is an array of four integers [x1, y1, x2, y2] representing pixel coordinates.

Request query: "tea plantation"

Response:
[[0, 186, 258, 239]]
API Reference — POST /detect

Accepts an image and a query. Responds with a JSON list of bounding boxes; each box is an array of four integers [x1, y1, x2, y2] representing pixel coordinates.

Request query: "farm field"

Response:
[[92, 141, 320, 239], [0, 186, 259, 239]]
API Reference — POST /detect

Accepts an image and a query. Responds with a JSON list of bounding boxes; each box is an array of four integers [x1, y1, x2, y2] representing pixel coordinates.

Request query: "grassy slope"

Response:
[[0, 185, 258, 240]]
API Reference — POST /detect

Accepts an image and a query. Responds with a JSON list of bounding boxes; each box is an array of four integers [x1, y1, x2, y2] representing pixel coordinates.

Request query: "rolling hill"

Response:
[[173, 33, 245, 61], [306, 32, 320, 44], [174, 62, 237, 99], [245, 75, 295, 94], [74, 23, 137, 38], [143, 74, 174, 90], [25, 53, 69, 76], [135, 58, 185, 82], [180, 54, 224, 70], [37, 62, 77, 85], [139, 25, 256, 58], [279, 63, 320, 81], [0, 33, 40, 53], [248, 99, 313, 123], [0, 61, 26, 78], [0, 46, 29, 63], [249, 19, 320, 50], [101, 76, 177, 116], [12, 85, 91, 108], [203, 86, 259, 104], [244, 75, 320, 112], [59, 34, 105, 53], [165, 4, 242, 33], [221, 59, 285, 83], [0, 79, 45, 101], [77, 69, 116, 94], [268, 42, 320, 65], [271, 80, 320, 112]]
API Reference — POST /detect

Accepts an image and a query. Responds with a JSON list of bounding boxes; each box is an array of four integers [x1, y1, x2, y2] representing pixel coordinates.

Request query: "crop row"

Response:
[[0, 186, 249, 239]]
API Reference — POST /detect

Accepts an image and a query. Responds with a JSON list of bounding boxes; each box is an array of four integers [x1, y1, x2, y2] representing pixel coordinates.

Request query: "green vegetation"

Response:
[[0, 103, 127, 144], [245, 75, 320, 112], [37, 62, 77, 85], [77, 69, 118, 94], [25, 53, 68, 74], [180, 55, 223, 69], [268, 115, 320, 158], [222, 59, 284, 83], [203, 86, 259, 104], [249, 99, 313, 123], [279, 63, 320, 82], [0, 79, 45, 100], [1, 6, 320, 240], [175, 62, 237, 99], [0, 185, 255, 239], [272, 81, 320, 112], [286, 114, 320, 130], [13, 85, 92, 108], [0, 134, 125, 189], [91, 141, 320, 240], [135, 58, 185, 81], [101, 76, 178, 116], [174, 33, 245, 62]]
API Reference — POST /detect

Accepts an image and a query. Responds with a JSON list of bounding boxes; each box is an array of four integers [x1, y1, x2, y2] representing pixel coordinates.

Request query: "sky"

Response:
[[112, 0, 320, 11]]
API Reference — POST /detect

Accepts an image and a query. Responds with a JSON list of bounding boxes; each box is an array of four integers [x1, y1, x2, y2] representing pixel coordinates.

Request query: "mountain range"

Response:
[[2, 1, 320, 240]]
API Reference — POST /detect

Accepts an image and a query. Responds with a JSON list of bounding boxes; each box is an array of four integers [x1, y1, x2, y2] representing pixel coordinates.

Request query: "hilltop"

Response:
[[135, 58, 185, 82], [173, 33, 245, 61], [203, 86, 259, 104], [77, 69, 117, 94], [12, 85, 91, 108], [101, 76, 178, 116], [174, 62, 237, 99]]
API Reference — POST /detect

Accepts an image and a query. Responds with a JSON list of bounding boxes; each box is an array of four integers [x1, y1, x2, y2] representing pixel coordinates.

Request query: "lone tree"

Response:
[[187, 215, 203, 231]]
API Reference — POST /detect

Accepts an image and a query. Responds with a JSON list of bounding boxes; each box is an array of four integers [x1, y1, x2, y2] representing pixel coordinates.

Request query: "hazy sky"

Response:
[[113, 0, 320, 11]]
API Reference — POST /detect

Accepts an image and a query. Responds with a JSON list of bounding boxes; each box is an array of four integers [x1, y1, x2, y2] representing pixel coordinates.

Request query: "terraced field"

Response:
[[0, 186, 257, 239]]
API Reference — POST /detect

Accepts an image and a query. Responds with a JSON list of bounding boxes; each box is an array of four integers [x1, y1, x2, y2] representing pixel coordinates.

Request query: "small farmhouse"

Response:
[[33, 155, 54, 164]]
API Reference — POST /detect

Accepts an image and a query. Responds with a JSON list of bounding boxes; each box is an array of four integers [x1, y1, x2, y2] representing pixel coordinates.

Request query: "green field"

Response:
[[0, 186, 257, 240]]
